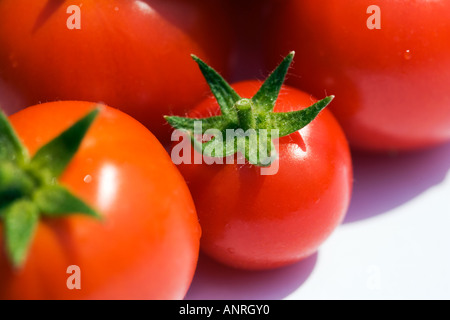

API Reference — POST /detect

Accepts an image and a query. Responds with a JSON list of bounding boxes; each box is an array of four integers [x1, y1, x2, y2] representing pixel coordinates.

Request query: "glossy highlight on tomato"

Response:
[[0, 101, 201, 300]]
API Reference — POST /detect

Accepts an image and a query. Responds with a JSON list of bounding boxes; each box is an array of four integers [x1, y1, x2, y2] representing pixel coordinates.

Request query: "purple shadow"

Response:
[[344, 142, 450, 223], [185, 252, 317, 300]]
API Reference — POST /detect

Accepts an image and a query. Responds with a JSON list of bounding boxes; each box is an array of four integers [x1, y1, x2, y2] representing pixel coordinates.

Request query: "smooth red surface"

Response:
[[0, 101, 201, 299], [0, 0, 233, 144], [172, 81, 352, 270], [264, 0, 450, 152]]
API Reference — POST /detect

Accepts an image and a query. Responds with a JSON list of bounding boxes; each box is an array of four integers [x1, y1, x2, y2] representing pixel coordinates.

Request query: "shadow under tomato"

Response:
[[184, 251, 317, 300], [344, 141, 450, 223]]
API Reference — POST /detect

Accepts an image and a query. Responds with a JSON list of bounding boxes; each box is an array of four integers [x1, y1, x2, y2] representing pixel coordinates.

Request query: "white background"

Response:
[[185, 142, 450, 300]]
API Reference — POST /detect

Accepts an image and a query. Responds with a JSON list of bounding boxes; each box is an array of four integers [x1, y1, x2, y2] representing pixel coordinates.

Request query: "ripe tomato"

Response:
[[0, 101, 201, 299], [0, 0, 233, 144], [171, 81, 352, 270], [264, 0, 450, 152]]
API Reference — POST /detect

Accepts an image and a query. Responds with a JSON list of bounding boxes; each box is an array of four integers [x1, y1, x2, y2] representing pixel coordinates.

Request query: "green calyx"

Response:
[[165, 51, 334, 166], [0, 108, 101, 269]]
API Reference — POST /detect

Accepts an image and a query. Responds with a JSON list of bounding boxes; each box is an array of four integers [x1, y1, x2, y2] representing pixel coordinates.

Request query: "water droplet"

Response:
[[403, 50, 412, 61], [114, 6, 119, 11], [83, 175, 93, 183]]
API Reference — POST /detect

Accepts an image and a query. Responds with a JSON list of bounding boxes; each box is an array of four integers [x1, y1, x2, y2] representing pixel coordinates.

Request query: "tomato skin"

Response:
[[0, 0, 233, 144], [0, 101, 201, 300], [172, 81, 352, 270], [264, 0, 450, 152]]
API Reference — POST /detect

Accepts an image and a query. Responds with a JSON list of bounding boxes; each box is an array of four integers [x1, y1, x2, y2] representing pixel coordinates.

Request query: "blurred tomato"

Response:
[[0, 101, 201, 299], [0, 0, 233, 144], [264, 0, 450, 152]]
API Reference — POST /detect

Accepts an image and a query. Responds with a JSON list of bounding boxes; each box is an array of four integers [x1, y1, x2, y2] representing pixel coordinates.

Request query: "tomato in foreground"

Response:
[[264, 0, 450, 152], [166, 54, 352, 270], [0, 0, 233, 144], [0, 101, 201, 299]]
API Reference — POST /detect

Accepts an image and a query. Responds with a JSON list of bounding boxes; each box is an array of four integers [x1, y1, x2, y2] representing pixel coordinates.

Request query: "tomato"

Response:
[[0, 101, 201, 299], [0, 0, 233, 144], [170, 80, 352, 270], [264, 0, 450, 152]]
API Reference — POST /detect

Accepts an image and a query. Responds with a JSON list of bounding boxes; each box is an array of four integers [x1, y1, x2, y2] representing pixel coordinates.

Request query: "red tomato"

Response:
[[172, 81, 352, 270], [0, 101, 201, 299], [0, 0, 233, 144], [264, 0, 450, 152]]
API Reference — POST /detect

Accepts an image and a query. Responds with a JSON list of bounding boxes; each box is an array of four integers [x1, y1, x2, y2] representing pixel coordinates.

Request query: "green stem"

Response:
[[235, 99, 255, 131], [165, 52, 335, 167]]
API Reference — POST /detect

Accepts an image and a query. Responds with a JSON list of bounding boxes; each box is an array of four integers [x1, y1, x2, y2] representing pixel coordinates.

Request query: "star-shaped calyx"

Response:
[[165, 51, 334, 166], [0, 108, 101, 269]]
